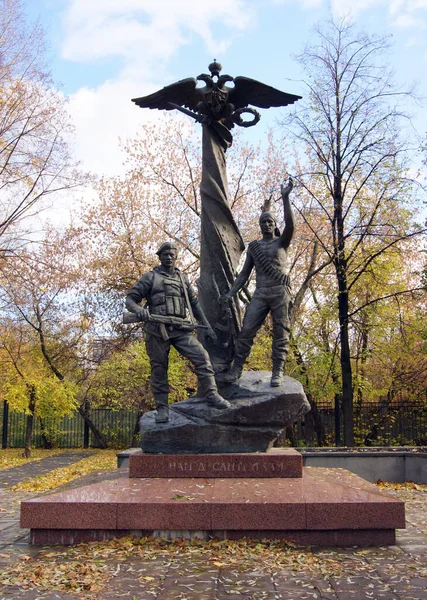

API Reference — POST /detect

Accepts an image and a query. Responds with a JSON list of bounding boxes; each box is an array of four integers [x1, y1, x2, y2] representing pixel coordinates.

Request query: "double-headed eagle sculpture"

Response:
[[132, 60, 301, 145]]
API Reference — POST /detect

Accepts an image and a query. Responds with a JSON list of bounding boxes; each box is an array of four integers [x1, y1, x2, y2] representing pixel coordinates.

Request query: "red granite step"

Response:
[[29, 528, 397, 546], [129, 448, 302, 478], [21, 467, 405, 546]]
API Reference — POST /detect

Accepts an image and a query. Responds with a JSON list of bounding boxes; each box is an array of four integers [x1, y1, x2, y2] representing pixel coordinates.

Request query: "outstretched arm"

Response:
[[280, 178, 295, 249]]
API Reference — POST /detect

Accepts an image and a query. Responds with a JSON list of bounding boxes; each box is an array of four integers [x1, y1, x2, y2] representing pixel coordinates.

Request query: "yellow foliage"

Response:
[[89, 340, 197, 409]]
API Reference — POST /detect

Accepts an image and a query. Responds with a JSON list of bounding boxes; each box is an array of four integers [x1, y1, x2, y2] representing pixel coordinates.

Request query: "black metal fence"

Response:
[[1, 398, 426, 449], [295, 397, 427, 447], [0, 401, 140, 449]]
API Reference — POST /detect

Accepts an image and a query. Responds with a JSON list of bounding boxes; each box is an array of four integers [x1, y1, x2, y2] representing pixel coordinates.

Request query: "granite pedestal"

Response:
[[21, 449, 405, 546]]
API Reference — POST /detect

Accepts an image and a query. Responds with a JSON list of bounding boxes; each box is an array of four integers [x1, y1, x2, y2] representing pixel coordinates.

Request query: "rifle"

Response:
[[122, 310, 208, 340]]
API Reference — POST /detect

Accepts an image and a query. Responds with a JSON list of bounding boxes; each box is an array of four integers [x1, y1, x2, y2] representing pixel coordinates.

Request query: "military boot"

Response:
[[206, 391, 231, 410], [155, 394, 169, 423], [221, 358, 245, 383], [270, 361, 285, 387]]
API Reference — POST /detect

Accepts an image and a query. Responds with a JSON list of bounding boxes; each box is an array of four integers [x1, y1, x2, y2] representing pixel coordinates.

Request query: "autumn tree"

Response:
[[0, 231, 110, 449], [0, 0, 84, 253], [0, 322, 78, 454], [285, 17, 426, 444]]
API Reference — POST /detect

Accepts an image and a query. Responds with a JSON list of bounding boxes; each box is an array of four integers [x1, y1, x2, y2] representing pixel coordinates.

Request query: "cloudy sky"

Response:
[[26, 0, 427, 184]]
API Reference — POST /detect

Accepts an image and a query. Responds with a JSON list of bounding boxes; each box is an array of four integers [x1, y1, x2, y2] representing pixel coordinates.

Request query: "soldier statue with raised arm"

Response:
[[221, 178, 295, 387], [125, 242, 230, 423]]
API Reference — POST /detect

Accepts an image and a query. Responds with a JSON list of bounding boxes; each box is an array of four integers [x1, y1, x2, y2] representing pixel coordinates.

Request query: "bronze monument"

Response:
[[132, 61, 301, 372], [221, 179, 295, 387], [127, 62, 309, 446], [125, 242, 230, 423]]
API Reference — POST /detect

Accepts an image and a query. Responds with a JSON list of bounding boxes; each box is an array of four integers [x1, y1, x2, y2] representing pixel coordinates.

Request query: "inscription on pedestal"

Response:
[[167, 459, 294, 475], [129, 449, 303, 479]]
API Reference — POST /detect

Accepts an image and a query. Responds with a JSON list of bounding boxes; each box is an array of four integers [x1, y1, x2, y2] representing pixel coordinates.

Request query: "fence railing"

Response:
[[0, 402, 140, 449], [296, 397, 427, 447], [1, 398, 426, 449]]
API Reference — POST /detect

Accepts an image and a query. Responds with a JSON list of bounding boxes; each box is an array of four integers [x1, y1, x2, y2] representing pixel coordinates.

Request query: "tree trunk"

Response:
[[285, 425, 296, 446], [132, 412, 142, 447], [355, 310, 369, 417], [334, 159, 354, 445], [306, 393, 326, 446], [24, 386, 36, 457], [337, 274, 354, 445], [77, 405, 107, 449], [39, 417, 52, 449]]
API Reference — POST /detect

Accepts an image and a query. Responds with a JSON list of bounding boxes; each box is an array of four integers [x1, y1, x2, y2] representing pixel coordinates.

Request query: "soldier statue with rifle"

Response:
[[125, 242, 230, 423], [221, 178, 295, 387]]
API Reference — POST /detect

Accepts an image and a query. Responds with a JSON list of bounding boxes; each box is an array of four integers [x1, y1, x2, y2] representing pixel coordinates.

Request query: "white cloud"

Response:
[[303, 0, 427, 24], [61, 0, 254, 67], [58, 0, 256, 179], [329, 0, 385, 19], [390, 0, 427, 28], [67, 76, 164, 177], [393, 12, 425, 26], [271, 0, 322, 8]]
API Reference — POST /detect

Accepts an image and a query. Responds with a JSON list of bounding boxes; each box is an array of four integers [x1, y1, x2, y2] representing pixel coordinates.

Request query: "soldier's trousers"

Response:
[[234, 284, 291, 366], [145, 329, 217, 403]]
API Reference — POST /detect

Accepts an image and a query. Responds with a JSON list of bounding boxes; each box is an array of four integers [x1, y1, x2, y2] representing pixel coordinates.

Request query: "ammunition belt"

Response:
[[249, 240, 291, 288]]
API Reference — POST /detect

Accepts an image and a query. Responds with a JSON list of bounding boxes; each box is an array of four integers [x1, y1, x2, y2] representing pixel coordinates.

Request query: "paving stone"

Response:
[[0, 452, 93, 488], [274, 573, 334, 594], [275, 592, 324, 599], [217, 593, 276, 600], [100, 593, 161, 599], [218, 570, 275, 594], [331, 575, 390, 590], [395, 592, 427, 600], [399, 544, 427, 555], [335, 593, 398, 600], [387, 576, 427, 589], [0, 463, 426, 600], [163, 574, 217, 592]]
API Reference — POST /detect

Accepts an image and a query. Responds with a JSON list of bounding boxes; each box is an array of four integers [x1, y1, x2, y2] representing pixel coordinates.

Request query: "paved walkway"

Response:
[[0, 452, 92, 488], [0, 459, 426, 599]]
